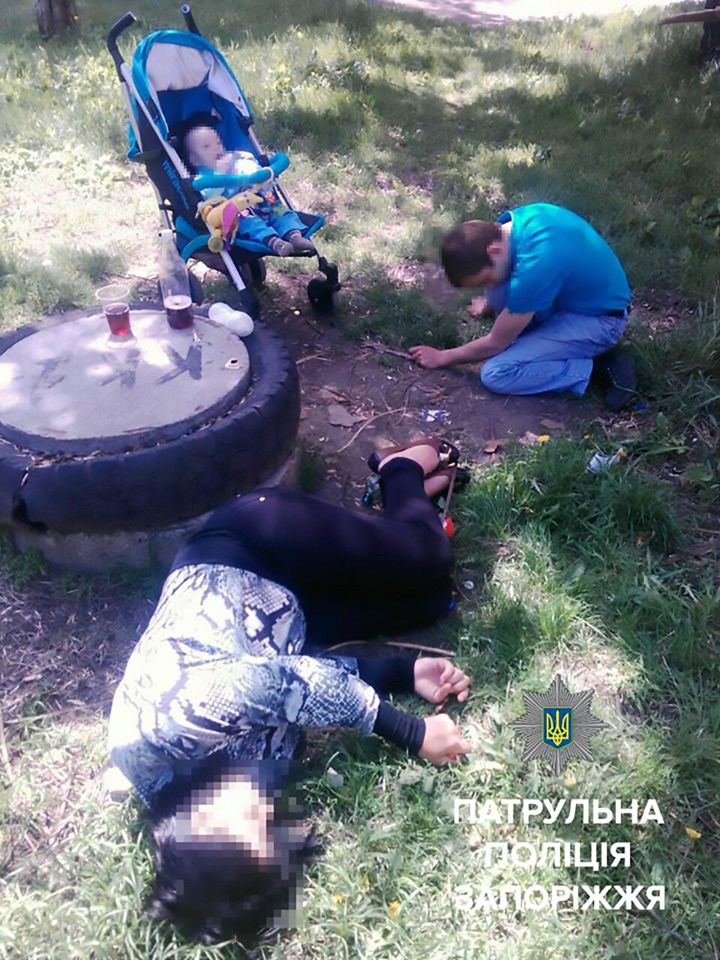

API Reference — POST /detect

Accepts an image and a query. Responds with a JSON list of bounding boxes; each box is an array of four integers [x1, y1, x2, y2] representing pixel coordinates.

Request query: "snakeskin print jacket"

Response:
[[108, 564, 379, 803]]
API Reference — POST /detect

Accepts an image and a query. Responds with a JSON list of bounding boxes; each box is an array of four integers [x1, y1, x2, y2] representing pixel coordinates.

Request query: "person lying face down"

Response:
[[108, 440, 472, 945], [184, 124, 316, 257]]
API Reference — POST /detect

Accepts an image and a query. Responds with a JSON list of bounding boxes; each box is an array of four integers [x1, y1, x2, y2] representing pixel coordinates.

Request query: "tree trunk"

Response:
[[700, 0, 720, 65], [35, 0, 79, 37]]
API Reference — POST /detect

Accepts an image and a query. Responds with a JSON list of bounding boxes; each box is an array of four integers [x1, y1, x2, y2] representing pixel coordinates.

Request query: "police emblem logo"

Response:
[[544, 707, 572, 748], [510, 675, 606, 775]]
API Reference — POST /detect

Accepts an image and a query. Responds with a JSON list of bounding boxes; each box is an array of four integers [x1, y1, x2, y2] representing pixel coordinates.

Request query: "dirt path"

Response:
[[267, 272, 604, 509], [2, 269, 685, 720], [369, 0, 675, 25], [268, 271, 691, 510]]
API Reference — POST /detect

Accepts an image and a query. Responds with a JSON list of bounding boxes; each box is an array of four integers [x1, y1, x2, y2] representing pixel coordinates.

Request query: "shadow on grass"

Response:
[[258, 17, 720, 296], [5, 0, 719, 296]]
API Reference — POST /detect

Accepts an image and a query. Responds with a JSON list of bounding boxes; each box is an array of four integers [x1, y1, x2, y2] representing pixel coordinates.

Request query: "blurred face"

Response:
[[185, 125, 226, 170], [176, 771, 274, 860], [461, 236, 509, 289]]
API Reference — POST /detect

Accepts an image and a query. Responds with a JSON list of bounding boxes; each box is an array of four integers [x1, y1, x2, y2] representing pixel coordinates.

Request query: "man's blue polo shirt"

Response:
[[498, 204, 631, 316]]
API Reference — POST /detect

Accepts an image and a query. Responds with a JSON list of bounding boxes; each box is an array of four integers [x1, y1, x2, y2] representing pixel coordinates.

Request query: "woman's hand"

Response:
[[414, 657, 470, 705], [419, 714, 472, 765]]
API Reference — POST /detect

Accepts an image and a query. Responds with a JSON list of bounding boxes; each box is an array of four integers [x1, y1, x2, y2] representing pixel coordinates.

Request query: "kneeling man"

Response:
[[410, 203, 636, 410]]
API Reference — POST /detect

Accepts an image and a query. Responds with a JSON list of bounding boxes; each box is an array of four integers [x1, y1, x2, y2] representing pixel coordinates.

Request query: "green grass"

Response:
[[298, 440, 328, 494], [3, 433, 719, 959], [0, 531, 46, 587], [1, 1, 720, 958], [1, 0, 720, 329]]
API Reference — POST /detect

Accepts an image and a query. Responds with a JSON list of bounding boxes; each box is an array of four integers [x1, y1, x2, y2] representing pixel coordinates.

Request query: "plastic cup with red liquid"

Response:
[[96, 284, 133, 340]]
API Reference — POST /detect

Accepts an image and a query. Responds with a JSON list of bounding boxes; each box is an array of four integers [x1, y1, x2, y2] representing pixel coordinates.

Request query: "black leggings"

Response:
[[172, 458, 454, 647]]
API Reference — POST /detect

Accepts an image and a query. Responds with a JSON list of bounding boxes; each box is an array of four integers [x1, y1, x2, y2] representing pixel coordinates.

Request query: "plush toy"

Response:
[[198, 188, 265, 253], [186, 125, 314, 256]]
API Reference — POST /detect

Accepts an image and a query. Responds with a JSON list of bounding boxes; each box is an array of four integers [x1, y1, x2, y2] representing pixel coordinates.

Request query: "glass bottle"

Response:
[[158, 229, 193, 329]]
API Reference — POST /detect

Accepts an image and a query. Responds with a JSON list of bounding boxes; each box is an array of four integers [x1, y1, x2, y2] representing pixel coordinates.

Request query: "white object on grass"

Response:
[[587, 448, 626, 474], [208, 302, 255, 336]]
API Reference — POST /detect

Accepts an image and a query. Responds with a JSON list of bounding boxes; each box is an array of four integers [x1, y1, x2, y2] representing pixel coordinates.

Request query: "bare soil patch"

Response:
[[0, 280, 675, 723]]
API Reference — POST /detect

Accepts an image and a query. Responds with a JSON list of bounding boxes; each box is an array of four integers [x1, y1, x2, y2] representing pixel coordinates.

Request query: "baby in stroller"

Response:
[[184, 123, 317, 258], [108, 5, 340, 314]]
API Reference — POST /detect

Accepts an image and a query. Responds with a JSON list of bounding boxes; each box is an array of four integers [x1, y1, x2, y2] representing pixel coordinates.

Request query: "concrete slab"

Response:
[[0, 309, 250, 455]]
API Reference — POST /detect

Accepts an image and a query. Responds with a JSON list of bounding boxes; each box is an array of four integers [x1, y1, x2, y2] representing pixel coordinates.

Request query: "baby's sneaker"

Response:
[[285, 230, 317, 255], [267, 235, 294, 257]]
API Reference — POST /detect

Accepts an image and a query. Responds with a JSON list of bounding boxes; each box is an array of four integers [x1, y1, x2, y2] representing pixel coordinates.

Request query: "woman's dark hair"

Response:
[[145, 755, 320, 946], [440, 220, 502, 286]]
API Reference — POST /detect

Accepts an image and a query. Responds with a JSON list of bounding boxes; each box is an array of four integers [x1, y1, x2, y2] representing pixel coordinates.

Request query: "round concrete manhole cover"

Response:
[[0, 307, 300, 549], [0, 309, 251, 455]]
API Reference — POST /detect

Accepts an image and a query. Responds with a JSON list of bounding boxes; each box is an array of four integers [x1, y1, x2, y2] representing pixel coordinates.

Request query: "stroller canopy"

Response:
[[128, 30, 254, 161]]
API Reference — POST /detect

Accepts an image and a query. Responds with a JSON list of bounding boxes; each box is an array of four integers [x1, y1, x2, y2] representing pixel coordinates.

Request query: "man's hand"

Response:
[[408, 345, 448, 369], [414, 657, 470, 705], [468, 296, 489, 318], [419, 714, 472, 765]]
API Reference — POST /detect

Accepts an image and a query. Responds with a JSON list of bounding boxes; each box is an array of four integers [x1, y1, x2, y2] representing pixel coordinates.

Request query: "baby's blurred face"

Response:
[[186, 126, 226, 169]]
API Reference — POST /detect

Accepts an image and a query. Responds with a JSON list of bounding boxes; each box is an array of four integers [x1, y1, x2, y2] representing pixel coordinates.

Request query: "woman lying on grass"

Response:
[[108, 439, 472, 945]]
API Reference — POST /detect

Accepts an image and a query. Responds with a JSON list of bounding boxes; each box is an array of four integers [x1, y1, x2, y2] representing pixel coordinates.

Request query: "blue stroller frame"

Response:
[[106, 6, 340, 316]]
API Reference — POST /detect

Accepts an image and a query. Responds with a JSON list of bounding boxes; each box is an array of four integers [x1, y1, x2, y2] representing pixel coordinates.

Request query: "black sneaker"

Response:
[[594, 349, 637, 412]]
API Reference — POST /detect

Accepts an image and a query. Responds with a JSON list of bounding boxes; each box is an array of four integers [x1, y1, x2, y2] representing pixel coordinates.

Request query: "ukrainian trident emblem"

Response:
[[544, 707, 572, 748], [510, 675, 606, 775]]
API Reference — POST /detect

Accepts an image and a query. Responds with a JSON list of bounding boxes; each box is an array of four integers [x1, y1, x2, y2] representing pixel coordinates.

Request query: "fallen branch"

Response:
[[647, 909, 717, 960], [324, 640, 456, 656], [297, 354, 331, 365], [335, 407, 405, 454], [362, 340, 413, 361]]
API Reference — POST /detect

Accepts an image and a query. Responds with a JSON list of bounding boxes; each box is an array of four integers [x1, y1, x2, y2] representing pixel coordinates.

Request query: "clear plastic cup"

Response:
[[96, 284, 133, 339]]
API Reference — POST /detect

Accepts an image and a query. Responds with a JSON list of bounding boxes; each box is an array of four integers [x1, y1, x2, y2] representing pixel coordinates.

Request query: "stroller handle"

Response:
[[107, 11, 138, 78], [181, 5, 202, 35]]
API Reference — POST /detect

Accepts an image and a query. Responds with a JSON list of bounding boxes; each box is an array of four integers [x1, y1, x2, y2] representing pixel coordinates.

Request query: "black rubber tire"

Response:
[[12, 321, 300, 534], [307, 278, 336, 316], [0, 446, 32, 526]]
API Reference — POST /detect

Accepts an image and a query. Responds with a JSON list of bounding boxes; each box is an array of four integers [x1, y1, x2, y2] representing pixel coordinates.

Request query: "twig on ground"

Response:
[[647, 910, 716, 960], [386, 641, 455, 655], [362, 340, 413, 361], [324, 640, 455, 656], [399, 378, 423, 407], [335, 407, 406, 454], [297, 354, 331, 365]]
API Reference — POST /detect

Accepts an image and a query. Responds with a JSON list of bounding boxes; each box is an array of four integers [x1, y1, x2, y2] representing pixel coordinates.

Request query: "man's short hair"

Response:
[[145, 756, 319, 946], [440, 220, 502, 287]]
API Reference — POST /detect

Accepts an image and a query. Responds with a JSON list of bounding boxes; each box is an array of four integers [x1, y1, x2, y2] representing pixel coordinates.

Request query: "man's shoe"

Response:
[[595, 349, 637, 412]]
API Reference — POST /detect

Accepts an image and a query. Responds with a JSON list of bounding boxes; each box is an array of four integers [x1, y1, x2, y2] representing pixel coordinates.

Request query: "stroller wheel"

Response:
[[250, 259, 267, 289], [307, 278, 337, 316], [189, 270, 204, 305], [238, 286, 261, 321]]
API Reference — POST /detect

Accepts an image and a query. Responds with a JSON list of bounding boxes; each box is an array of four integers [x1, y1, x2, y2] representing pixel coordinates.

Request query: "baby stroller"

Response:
[[106, 6, 341, 317]]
